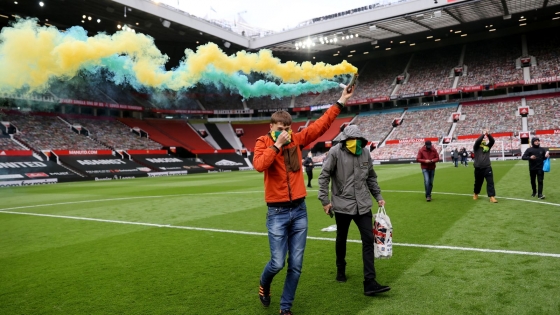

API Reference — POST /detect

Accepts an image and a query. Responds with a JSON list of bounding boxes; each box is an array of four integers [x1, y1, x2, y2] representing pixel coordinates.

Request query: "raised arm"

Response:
[[487, 133, 495, 148], [253, 137, 279, 172], [293, 87, 354, 147]]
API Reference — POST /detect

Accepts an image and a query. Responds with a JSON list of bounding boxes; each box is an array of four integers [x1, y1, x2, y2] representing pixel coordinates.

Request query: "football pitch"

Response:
[[1, 160, 559, 315]]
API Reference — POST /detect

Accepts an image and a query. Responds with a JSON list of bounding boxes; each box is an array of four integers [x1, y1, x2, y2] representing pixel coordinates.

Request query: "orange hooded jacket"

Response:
[[253, 104, 342, 204]]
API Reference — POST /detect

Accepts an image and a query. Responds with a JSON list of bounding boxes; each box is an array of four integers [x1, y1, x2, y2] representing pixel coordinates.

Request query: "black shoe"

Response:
[[336, 269, 347, 282], [538, 195, 545, 199], [426, 196, 432, 202], [363, 280, 391, 296], [259, 284, 270, 307], [279, 310, 293, 315], [307, 185, 312, 188], [531, 193, 537, 197]]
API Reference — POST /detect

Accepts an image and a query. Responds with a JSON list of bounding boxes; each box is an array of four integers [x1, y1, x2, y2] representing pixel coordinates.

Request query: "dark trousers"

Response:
[[474, 166, 496, 197], [530, 170, 544, 195], [334, 211, 376, 281], [305, 168, 313, 186]]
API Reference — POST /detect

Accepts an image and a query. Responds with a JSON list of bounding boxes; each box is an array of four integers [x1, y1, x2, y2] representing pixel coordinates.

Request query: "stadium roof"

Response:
[[2, 0, 560, 62]]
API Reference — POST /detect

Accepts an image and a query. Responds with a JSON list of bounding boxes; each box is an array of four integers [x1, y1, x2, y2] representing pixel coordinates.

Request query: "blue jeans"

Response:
[[260, 202, 308, 311], [422, 169, 435, 197]]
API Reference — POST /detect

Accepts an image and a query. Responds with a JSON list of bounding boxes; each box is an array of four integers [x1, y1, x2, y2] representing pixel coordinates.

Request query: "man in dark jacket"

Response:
[[460, 147, 469, 166], [451, 148, 459, 167], [522, 137, 550, 199], [473, 130, 498, 203], [416, 140, 440, 201], [318, 124, 390, 297], [303, 152, 314, 188]]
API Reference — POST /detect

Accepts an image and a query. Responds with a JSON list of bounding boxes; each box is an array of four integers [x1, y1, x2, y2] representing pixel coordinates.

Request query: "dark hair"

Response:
[[270, 110, 292, 125]]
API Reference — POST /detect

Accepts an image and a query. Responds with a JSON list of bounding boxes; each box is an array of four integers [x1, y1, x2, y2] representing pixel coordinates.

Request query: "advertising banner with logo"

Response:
[[0, 156, 82, 183], [52, 150, 113, 156], [521, 76, 560, 85], [535, 129, 560, 135], [59, 155, 151, 179], [384, 137, 439, 145], [198, 153, 250, 171], [457, 132, 513, 140], [0, 150, 33, 156], [132, 155, 208, 174]]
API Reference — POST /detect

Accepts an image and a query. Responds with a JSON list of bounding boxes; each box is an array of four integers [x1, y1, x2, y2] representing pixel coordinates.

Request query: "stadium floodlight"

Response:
[[224, 41, 231, 48], [434, 10, 442, 18], [162, 20, 171, 28], [369, 25, 377, 30]]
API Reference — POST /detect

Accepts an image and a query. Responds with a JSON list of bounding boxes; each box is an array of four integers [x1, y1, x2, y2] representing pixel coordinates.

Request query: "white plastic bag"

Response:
[[373, 206, 393, 259]]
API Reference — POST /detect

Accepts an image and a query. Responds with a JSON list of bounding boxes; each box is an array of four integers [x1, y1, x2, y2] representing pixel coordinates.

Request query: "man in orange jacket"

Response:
[[254, 86, 355, 315], [416, 140, 440, 202]]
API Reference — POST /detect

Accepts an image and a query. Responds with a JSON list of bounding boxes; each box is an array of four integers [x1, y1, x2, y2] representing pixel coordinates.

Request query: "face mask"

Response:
[[481, 141, 489, 153], [345, 139, 362, 156], [270, 129, 292, 144]]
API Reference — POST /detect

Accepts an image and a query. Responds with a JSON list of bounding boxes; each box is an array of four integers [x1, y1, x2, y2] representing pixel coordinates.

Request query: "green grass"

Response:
[[1, 160, 559, 314]]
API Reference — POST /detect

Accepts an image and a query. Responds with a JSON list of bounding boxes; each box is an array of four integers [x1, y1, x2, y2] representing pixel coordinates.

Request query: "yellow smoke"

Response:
[[0, 19, 357, 92]]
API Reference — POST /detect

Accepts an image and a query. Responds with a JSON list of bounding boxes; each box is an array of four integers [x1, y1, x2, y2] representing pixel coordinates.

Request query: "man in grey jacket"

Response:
[[318, 124, 390, 296]]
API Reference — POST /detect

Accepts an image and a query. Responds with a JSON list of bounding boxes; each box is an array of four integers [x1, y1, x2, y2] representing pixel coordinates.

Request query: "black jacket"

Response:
[[522, 146, 549, 171], [303, 157, 314, 171], [473, 134, 495, 168]]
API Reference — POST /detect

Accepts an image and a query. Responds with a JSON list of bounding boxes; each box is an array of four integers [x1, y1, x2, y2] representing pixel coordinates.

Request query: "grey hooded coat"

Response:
[[318, 125, 383, 215]]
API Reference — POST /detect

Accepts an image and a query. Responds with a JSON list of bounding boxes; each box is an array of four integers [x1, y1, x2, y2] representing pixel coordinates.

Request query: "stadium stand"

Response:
[[144, 119, 216, 152], [232, 121, 271, 151], [148, 91, 200, 110], [119, 118, 184, 148], [246, 96, 292, 109], [353, 111, 401, 142], [65, 116, 162, 150], [536, 134, 560, 148], [0, 137, 26, 150], [351, 57, 407, 100], [198, 93, 244, 110], [372, 142, 441, 161], [294, 93, 321, 107], [458, 37, 522, 87], [310, 88, 342, 106], [398, 46, 462, 94], [527, 97, 560, 131], [454, 101, 521, 136], [6, 112, 107, 151], [527, 32, 560, 79], [390, 106, 457, 139]]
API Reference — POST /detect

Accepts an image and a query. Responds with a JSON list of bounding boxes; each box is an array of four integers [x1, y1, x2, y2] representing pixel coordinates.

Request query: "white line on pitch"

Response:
[[1, 209, 559, 259], [381, 190, 560, 206], [0, 190, 557, 213]]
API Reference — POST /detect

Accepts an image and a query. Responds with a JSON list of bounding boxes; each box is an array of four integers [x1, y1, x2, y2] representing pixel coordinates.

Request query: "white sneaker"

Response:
[[321, 224, 337, 232]]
